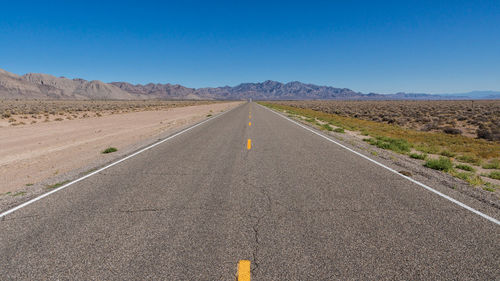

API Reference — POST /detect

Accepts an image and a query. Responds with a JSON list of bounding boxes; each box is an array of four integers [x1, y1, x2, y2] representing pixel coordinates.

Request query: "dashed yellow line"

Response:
[[238, 260, 251, 281], [249, 121, 251, 126], [247, 139, 251, 150]]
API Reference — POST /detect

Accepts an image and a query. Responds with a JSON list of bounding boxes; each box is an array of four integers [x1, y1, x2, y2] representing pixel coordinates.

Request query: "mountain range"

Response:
[[1, 68, 498, 100]]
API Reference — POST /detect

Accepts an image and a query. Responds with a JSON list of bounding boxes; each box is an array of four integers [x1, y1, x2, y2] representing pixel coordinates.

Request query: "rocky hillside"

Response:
[[110, 82, 200, 100], [0, 69, 144, 100], [195, 80, 368, 100]]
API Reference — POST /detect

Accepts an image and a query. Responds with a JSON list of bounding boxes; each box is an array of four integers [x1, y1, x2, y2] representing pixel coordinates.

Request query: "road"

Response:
[[1, 102, 499, 280]]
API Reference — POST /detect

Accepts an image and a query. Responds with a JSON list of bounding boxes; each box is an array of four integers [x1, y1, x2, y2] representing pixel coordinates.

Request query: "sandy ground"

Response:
[[0, 102, 241, 194]]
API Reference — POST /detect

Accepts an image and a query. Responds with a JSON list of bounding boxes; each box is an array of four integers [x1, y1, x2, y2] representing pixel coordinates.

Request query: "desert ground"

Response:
[[0, 100, 242, 194], [273, 100, 500, 141], [0, 100, 216, 127]]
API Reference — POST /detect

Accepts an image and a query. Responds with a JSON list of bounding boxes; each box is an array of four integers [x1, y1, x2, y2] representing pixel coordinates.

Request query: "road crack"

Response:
[[243, 179, 273, 278]]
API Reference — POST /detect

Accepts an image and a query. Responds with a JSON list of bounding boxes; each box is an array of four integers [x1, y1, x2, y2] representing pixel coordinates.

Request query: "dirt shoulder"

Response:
[[0, 101, 242, 209]]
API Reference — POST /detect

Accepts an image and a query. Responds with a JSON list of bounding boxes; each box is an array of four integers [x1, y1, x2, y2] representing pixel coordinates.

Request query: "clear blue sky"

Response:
[[1, 0, 499, 94]]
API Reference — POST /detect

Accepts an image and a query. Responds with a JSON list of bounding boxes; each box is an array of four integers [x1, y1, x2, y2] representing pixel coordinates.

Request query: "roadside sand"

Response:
[[0, 102, 241, 193]]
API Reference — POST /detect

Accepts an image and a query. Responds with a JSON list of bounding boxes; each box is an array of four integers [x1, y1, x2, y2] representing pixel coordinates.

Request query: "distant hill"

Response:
[[110, 82, 201, 100], [0, 69, 146, 100], [195, 80, 368, 100], [1, 68, 498, 100]]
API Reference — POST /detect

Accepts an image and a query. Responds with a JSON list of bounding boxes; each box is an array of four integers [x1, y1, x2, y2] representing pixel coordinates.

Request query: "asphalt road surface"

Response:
[[1, 102, 499, 280]]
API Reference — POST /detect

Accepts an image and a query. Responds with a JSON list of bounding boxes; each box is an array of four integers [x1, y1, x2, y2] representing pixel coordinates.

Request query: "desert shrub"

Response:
[[440, 150, 456, 157], [477, 127, 492, 140], [477, 125, 500, 142], [443, 127, 461, 135], [465, 174, 484, 185], [483, 186, 496, 192], [456, 155, 481, 165], [422, 123, 439, 131], [333, 127, 345, 133], [321, 123, 333, 131], [46, 180, 70, 189], [424, 157, 453, 172], [364, 136, 411, 153], [360, 130, 369, 136], [415, 145, 440, 154], [488, 171, 500, 180], [102, 147, 118, 154], [482, 159, 500, 169], [455, 164, 475, 172], [409, 153, 427, 160], [453, 171, 472, 181]]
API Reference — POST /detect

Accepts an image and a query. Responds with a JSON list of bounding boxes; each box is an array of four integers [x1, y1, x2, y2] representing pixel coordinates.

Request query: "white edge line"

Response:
[[258, 103, 500, 226], [0, 103, 244, 219]]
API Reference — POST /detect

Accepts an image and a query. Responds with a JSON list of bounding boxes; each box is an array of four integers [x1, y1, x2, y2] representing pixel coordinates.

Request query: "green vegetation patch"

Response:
[[102, 147, 118, 154], [333, 127, 345, 133], [321, 123, 333, 131], [415, 145, 440, 155], [409, 153, 427, 160], [455, 164, 475, 172], [488, 171, 500, 180], [363, 136, 411, 153], [450, 171, 484, 185], [456, 155, 481, 165], [424, 157, 453, 172], [46, 180, 70, 189], [483, 182, 498, 192], [452, 171, 472, 181], [482, 159, 500, 169], [440, 150, 456, 157]]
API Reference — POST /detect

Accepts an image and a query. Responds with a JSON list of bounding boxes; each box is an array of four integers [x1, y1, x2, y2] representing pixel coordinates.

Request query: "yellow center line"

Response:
[[249, 121, 251, 126], [247, 139, 251, 150], [238, 260, 251, 281]]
